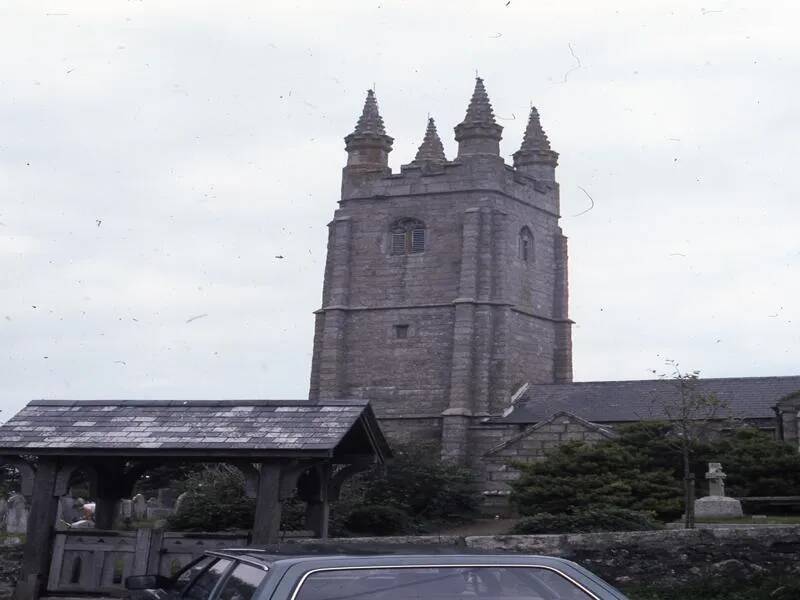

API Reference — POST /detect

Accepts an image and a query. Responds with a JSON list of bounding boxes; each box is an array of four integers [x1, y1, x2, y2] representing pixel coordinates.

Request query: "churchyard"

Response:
[[1, 419, 800, 600]]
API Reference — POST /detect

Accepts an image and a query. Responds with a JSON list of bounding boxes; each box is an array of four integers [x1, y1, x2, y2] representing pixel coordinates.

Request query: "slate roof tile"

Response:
[[0, 399, 373, 453], [503, 376, 800, 424]]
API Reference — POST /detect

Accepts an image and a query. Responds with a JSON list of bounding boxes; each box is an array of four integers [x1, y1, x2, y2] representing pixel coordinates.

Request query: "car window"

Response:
[[173, 556, 217, 593], [216, 563, 268, 600], [183, 559, 233, 600], [293, 566, 595, 600]]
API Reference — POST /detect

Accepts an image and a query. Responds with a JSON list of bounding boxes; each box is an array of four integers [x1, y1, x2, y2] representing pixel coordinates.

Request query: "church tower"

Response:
[[309, 79, 572, 463]]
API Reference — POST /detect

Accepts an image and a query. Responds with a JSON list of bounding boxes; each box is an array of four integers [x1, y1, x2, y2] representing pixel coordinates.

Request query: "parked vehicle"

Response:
[[126, 548, 629, 600]]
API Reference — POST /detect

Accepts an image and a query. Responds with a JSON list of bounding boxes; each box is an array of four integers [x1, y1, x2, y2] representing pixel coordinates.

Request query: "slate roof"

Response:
[[501, 376, 800, 424], [0, 399, 389, 458]]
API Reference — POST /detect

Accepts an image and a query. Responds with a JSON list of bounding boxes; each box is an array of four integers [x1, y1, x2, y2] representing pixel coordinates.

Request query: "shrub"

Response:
[[329, 443, 481, 536], [702, 428, 800, 497], [509, 440, 683, 521], [510, 508, 661, 534], [166, 467, 254, 531], [361, 443, 481, 523], [342, 504, 412, 535]]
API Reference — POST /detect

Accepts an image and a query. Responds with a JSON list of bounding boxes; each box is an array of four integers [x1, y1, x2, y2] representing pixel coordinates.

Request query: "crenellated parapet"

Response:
[[342, 78, 561, 217]]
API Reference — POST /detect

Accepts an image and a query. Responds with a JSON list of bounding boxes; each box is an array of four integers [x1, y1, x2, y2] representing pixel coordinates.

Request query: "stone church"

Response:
[[308, 78, 800, 501]]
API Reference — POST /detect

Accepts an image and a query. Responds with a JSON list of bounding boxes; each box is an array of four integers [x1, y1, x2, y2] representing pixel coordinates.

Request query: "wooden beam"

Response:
[[251, 462, 283, 545], [16, 459, 60, 600]]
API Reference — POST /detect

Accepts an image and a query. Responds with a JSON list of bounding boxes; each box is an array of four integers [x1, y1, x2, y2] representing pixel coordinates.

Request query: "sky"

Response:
[[1, 0, 798, 420]]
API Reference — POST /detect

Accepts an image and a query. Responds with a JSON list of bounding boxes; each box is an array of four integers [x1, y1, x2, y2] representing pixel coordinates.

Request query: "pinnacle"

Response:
[[460, 77, 498, 126], [413, 117, 446, 163], [352, 89, 387, 136], [519, 106, 552, 153]]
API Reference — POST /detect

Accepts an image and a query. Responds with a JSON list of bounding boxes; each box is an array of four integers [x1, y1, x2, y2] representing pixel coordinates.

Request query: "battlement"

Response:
[[341, 156, 560, 216], [341, 78, 559, 215]]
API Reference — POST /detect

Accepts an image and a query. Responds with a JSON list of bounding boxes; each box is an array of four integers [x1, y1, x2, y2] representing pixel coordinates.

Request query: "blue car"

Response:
[[126, 548, 629, 600]]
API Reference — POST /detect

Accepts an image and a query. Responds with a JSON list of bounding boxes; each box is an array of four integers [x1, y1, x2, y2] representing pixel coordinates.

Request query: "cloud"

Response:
[[1, 0, 798, 419]]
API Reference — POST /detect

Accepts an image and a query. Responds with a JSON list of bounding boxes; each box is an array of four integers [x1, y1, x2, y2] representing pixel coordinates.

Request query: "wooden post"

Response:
[[304, 464, 331, 539], [93, 496, 117, 530], [145, 528, 165, 575], [251, 462, 283, 545], [15, 459, 60, 600], [94, 460, 126, 529]]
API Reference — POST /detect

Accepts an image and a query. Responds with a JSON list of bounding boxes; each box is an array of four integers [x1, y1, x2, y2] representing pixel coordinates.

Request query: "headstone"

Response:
[[174, 492, 189, 514], [132, 494, 147, 520], [58, 495, 80, 523], [6, 494, 28, 534], [158, 488, 179, 508], [118, 499, 133, 520], [147, 507, 174, 520], [695, 462, 743, 519]]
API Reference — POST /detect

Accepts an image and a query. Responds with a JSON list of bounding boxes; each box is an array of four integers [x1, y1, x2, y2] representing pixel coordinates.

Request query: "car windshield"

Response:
[[293, 566, 595, 600]]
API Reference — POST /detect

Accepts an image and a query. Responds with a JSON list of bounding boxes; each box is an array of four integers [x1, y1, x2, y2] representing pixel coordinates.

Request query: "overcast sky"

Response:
[[1, 1, 798, 419]]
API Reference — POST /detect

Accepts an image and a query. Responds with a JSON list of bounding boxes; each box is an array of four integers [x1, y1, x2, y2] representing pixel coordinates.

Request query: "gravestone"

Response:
[[695, 462, 744, 519], [174, 491, 189, 514], [132, 493, 147, 520], [147, 506, 174, 520], [158, 488, 179, 508], [118, 498, 133, 521], [146, 496, 173, 520], [6, 493, 28, 534], [58, 494, 80, 524]]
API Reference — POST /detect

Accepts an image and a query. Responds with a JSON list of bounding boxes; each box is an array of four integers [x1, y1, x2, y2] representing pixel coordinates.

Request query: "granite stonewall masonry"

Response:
[[308, 78, 800, 500]]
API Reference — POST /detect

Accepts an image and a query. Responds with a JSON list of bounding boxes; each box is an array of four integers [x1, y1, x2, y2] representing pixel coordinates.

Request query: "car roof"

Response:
[[206, 546, 577, 570]]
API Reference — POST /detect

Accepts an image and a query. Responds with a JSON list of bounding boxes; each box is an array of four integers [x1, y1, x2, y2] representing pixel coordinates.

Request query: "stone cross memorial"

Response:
[[694, 462, 744, 519]]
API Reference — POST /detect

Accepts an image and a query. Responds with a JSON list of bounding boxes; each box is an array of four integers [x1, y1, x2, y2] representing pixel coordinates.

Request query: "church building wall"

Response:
[[309, 80, 573, 468]]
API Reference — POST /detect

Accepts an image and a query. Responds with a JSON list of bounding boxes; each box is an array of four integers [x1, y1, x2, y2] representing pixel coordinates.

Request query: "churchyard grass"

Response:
[[694, 515, 800, 524]]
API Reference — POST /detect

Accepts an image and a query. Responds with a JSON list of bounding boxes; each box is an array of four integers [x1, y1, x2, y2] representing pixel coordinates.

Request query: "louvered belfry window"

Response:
[[390, 218, 426, 255]]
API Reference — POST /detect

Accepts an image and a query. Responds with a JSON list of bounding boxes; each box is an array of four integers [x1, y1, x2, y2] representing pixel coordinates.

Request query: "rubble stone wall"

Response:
[[288, 526, 800, 588], [0, 541, 23, 600]]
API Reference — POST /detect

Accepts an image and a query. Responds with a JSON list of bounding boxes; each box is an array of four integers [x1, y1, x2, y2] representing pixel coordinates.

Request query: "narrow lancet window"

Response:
[[519, 226, 534, 262]]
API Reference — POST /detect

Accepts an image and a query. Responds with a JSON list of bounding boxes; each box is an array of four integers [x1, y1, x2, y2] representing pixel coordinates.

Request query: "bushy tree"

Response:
[[0, 465, 21, 497], [133, 463, 204, 496], [510, 420, 800, 526], [509, 439, 683, 520], [651, 363, 728, 528], [166, 466, 254, 531], [702, 428, 800, 497], [342, 505, 411, 535], [360, 443, 481, 523], [168, 446, 480, 535]]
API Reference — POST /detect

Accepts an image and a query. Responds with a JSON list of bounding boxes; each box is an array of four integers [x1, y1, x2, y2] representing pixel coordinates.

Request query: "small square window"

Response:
[[394, 324, 409, 339]]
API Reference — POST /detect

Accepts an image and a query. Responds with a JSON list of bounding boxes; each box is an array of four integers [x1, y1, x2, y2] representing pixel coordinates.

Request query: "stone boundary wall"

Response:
[[285, 526, 800, 588], [4, 526, 800, 597]]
